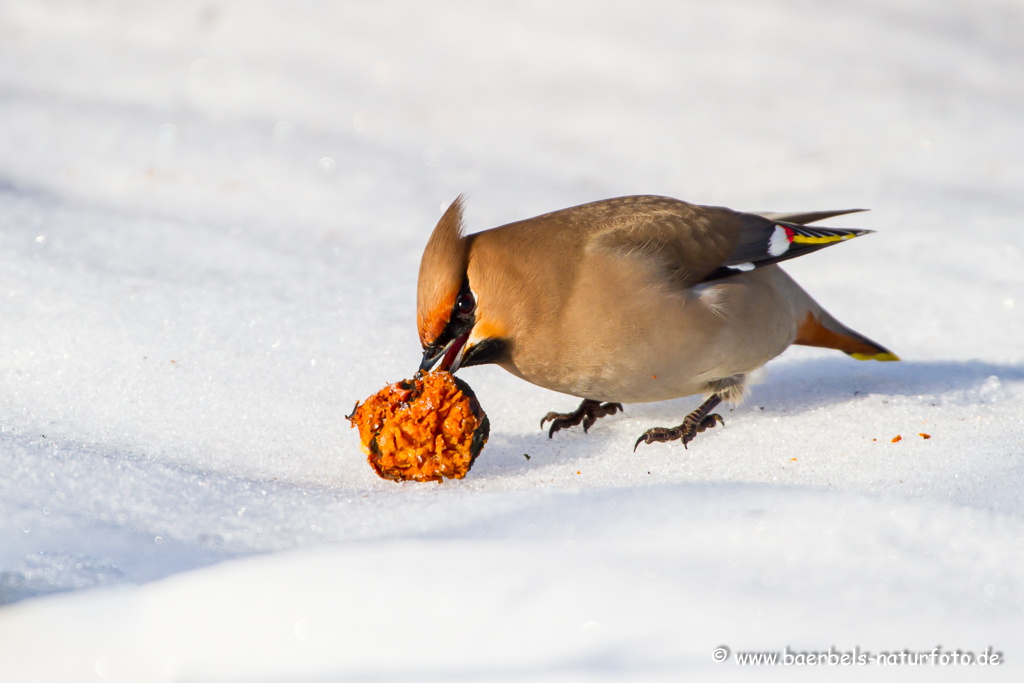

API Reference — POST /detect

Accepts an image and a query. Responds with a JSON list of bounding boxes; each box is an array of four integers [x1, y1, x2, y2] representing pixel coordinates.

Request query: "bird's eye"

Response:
[[457, 293, 475, 315]]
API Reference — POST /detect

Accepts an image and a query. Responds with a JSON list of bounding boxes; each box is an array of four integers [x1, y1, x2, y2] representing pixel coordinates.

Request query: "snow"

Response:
[[1, 0, 1023, 680]]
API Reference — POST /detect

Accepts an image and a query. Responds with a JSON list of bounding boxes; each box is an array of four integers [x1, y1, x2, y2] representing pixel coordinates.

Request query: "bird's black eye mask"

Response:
[[418, 278, 508, 374], [419, 279, 476, 370]]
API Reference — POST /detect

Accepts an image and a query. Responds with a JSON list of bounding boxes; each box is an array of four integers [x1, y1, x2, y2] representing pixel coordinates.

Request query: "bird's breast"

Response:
[[502, 252, 728, 402]]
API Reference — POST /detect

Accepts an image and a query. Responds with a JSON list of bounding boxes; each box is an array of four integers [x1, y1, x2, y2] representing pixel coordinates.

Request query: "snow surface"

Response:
[[1, 0, 1023, 681]]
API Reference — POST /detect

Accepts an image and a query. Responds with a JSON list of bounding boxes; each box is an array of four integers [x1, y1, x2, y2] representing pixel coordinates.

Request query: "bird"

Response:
[[415, 195, 897, 450]]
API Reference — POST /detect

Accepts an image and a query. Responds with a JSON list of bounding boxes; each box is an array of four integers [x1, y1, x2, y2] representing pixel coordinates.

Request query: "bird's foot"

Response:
[[541, 399, 623, 438], [633, 395, 724, 451]]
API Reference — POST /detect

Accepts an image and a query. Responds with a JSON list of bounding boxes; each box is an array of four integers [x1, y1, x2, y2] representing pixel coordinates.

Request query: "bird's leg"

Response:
[[541, 399, 623, 439], [633, 394, 724, 451]]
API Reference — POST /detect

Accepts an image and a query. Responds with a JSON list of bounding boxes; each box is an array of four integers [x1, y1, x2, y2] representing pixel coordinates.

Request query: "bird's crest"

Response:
[[417, 196, 470, 346]]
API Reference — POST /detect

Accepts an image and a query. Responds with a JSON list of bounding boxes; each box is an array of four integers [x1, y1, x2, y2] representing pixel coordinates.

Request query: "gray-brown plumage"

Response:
[[416, 195, 897, 449]]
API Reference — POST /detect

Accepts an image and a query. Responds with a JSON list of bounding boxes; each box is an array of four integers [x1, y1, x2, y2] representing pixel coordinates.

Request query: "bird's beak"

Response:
[[418, 331, 470, 375]]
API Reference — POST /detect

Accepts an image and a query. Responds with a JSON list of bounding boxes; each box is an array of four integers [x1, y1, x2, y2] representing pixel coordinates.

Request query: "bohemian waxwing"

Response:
[[416, 195, 897, 449]]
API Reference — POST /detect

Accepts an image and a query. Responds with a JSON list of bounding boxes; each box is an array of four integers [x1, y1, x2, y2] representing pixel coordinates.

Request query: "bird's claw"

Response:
[[633, 413, 724, 451], [541, 399, 623, 438]]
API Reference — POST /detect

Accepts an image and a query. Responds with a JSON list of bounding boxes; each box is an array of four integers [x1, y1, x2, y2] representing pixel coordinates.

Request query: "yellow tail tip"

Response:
[[850, 351, 900, 362]]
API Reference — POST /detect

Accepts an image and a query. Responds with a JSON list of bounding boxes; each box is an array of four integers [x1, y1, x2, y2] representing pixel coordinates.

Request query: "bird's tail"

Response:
[[793, 308, 899, 361]]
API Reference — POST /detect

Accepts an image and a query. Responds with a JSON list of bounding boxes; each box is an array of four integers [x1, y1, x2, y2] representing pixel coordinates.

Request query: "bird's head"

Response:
[[416, 196, 509, 375]]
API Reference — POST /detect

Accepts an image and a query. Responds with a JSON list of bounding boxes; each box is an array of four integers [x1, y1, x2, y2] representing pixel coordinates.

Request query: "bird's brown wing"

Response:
[[589, 196, 871, 288]]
